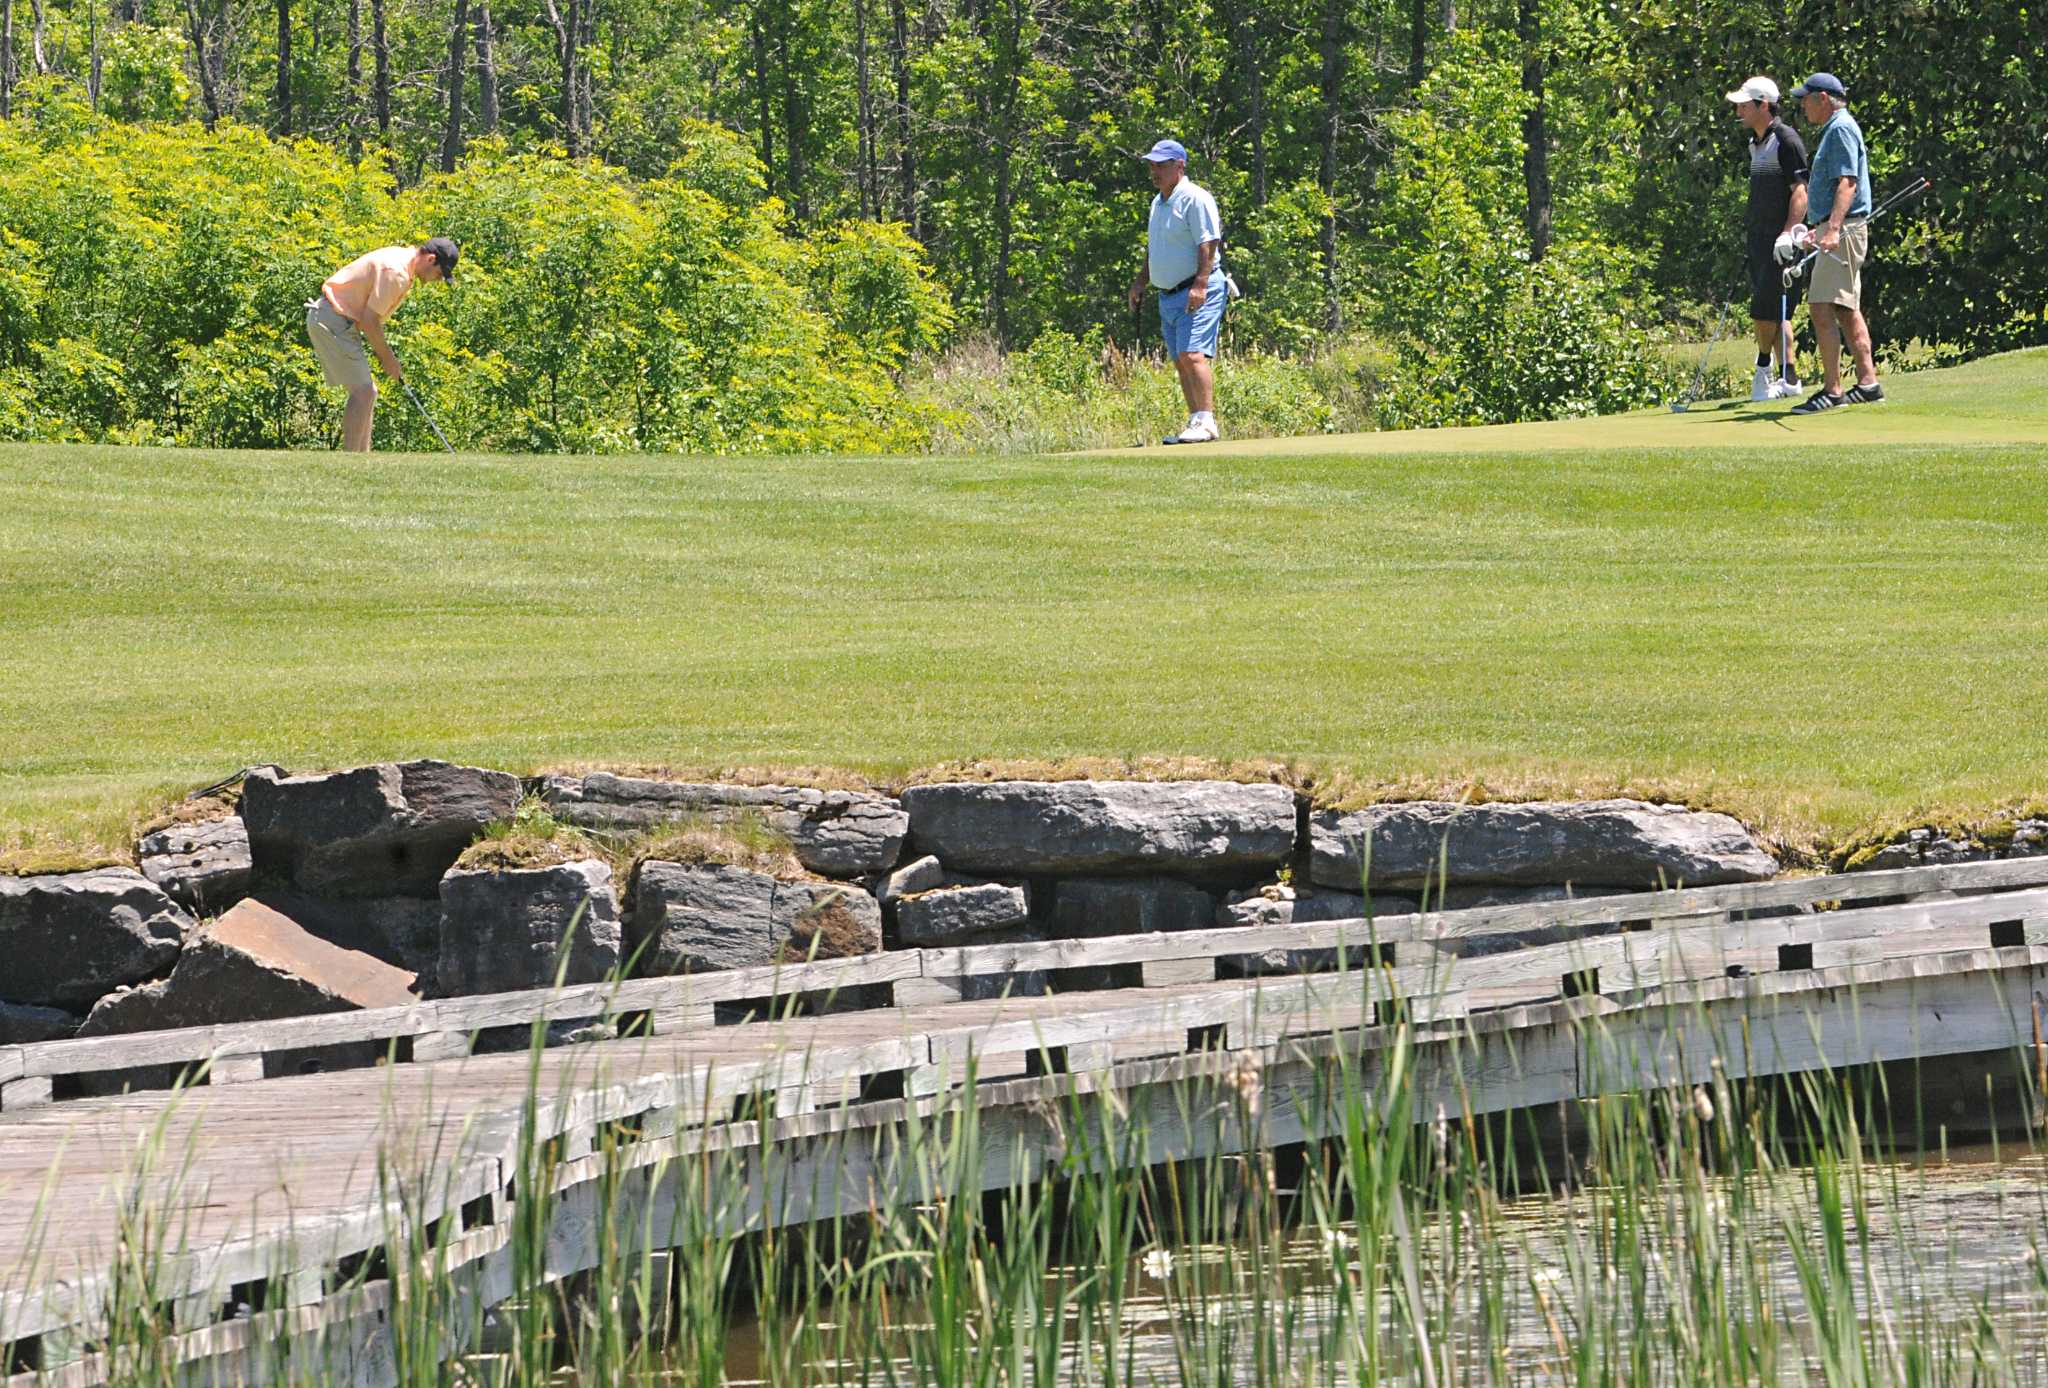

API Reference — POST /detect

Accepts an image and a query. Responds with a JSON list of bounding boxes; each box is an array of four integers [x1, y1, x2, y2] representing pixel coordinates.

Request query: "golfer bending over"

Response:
[[1127, 140, 1229, 445], [1727, 75, 1807, 400], [306, 238, 459, 451], [1786, 73, 1882, 413]]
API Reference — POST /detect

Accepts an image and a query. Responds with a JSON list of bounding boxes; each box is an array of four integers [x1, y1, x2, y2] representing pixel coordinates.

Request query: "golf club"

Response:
[[1671, 298, 1734, 412], [1782, 175, 1932, 288], [403, 380, 457, 455]]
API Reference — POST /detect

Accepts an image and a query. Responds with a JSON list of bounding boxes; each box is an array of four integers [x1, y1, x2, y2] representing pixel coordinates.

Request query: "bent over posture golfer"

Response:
[[1127, 140, 1229, 445], [307, 238, 459, 451], [1786, 74, 1882, 413], [1727, 75, 1807, 400]]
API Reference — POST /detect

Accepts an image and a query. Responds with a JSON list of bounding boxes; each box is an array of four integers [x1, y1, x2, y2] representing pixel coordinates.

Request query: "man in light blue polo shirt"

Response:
[[1126, 139, 1230, 444], [1786, 72, 1883, 413]]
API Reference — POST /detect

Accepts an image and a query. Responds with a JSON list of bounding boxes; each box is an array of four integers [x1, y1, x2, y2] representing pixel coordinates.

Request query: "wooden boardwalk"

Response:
[[5, 857, 2048, 1386]]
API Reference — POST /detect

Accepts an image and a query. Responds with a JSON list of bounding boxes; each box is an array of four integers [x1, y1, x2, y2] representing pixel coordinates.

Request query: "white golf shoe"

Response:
[[1750, 366, 1774, 402], [1173, 416, 1219, 444]]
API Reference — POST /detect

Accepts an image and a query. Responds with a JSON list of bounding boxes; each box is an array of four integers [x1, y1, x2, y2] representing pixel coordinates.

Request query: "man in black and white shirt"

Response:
[[1727, 75, 1809, 400]]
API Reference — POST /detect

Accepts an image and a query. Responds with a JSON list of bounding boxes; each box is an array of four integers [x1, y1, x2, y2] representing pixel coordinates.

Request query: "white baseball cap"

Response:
[[1724, 76, 1780, 104]]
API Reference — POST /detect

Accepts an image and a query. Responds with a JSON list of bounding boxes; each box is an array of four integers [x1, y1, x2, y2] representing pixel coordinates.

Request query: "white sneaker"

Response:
[[1174, 417, 1219, 444], [1750, 366, 1774, 402], [1768, 377, 1804, 399]]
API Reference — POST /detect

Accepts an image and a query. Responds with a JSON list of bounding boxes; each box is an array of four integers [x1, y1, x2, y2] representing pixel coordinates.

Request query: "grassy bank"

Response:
[[3, 347, 2047, 861]]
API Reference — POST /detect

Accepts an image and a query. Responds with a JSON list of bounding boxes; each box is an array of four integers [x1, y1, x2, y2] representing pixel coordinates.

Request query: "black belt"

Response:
[[1155, 274, 1198, 294]]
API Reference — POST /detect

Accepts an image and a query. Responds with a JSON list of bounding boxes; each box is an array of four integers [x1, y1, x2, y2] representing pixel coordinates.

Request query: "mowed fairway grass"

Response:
[[5, 347, 2048, 855]]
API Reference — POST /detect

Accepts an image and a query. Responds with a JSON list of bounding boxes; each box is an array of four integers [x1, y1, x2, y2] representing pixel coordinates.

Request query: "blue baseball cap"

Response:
[[1140, 139, 1189, 163], [1790, 72, 1846, 99]]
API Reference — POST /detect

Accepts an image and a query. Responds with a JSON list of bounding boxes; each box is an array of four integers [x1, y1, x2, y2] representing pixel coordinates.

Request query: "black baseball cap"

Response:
[[421, 236, 460, 279]]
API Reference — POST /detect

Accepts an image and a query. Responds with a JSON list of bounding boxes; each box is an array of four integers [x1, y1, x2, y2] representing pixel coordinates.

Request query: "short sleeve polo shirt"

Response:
[[1146, 179, 1223, 289], [1806, 109, 1872, 224]]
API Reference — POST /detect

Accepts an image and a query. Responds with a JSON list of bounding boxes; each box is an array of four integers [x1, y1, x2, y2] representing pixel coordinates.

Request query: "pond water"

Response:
[[708, 1143, 2048, 1387]]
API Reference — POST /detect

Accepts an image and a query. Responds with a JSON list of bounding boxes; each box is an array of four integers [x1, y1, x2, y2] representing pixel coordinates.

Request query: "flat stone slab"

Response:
[[540, 775, 908, 878], [80, 899, 419, 1035], [241, 760, 521, 898], [137, 816, 252, 912], [0, 868, 190, 1010], [438, 861, 623, 996], [896, 883, 1030, 946], [900, 780, 1298, 877], [1310, 799, 1777, 891]]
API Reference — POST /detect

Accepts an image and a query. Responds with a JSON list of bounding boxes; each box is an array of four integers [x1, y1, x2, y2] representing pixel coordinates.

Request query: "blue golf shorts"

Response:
[[1159, 272, 1229, 359]]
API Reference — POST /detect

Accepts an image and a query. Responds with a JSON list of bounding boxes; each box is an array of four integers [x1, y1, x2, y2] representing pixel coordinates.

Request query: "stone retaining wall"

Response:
[[9, 758, 2042, 1047]]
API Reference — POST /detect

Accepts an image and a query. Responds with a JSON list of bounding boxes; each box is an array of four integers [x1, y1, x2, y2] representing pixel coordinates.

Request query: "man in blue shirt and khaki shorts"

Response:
[[1127, 139, 1230, 444], [1786, 73, 1883, 413]]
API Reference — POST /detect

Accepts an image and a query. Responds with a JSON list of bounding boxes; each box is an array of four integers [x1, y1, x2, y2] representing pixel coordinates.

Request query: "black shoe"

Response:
[[1790, 389, 1846, 414], [1843, 382, 1886, 404]]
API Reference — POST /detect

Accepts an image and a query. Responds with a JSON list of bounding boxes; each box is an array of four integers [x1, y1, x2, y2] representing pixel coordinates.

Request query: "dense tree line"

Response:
[[0, 0, 2040, 446]]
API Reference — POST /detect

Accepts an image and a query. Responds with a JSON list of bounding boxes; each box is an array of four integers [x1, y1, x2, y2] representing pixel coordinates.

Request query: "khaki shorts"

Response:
[[1809, 219, 1868, 310], [306, 298, 375, 390]]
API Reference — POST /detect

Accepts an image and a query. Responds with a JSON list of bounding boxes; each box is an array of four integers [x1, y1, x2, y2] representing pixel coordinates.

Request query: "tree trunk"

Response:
[[185, 0, 223, 125], [372, 0, 390, 146], [890, 0, 915, 235], [1409, 0, 1425, 85], [989, 0, 1022, 348], [474, 1, 498, 133], [1, 0, 13, 119], [854, 0, 875, 219], [346, 0, 362, 158], [29, 0, 46, 74], [275, 0, 290, 134], [88, 1, 100, 108], [541, 0, 582, 156], [773, 0, 807, 219], [1240, 1, 1265, 205], [1518, 0, 1550, 260], [440, 0, 469, 171], [750, 5, 775, 182], [1440, 0, 1453, 32], [1317, 0, 1346, 331]]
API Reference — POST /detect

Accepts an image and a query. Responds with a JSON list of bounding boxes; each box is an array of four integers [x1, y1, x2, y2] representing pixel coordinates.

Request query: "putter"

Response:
[[403, 380, 457, 455], [1782, 175, 1931, 289], [1671, 299, 1734, 412]]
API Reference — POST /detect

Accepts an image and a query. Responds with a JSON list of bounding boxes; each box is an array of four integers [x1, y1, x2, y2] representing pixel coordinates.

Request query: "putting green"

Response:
[[1107, 347, 2048, 455], [3, 348, 2046, 862]]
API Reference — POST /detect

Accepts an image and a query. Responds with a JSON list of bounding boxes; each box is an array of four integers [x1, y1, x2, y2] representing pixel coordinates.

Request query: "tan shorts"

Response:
[[306, 298, 375, 390], [1809, 219, 1868, 310]]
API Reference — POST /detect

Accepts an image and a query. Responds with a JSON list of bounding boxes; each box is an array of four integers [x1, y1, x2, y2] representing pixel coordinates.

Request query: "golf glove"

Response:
[[1772, 225, 1814, 264]]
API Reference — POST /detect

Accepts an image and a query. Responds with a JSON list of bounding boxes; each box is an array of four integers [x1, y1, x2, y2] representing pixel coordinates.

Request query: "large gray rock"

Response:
[[0, 869, 190, 1009], [0, 1000, 81, 1044], [775, 880, 884, 960], [900, 780, 1298, 877], [241, 760, 521, 898], [137, 816, 252, 911], [1054, 877, 1215, 938], [78, 899, 419, 1035], [1309, 800, 1777, 891], [540, 775, 908, 878], [896, 883, 1030, 945], [629, 862, 776, 974], [627, 863, 883, 974], [437, 861, 622, 996]]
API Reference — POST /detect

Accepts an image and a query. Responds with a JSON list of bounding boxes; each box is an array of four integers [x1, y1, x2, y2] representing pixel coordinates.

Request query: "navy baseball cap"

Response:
[[421, 236, 460, 278], [1790, 72, 1846, 98], [1141, 139, 1189, 163]]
